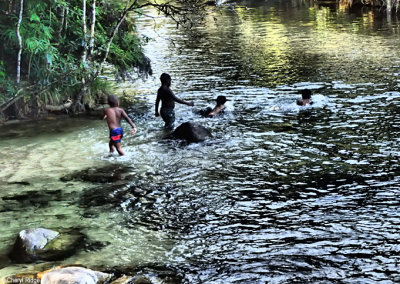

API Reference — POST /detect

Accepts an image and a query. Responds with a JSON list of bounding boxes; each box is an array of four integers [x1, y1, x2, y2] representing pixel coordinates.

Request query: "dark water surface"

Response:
[[1, 0, 400, 282]]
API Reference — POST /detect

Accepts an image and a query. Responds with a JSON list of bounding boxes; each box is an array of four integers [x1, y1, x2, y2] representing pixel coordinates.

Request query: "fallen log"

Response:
[[45, 102, 72, 112]]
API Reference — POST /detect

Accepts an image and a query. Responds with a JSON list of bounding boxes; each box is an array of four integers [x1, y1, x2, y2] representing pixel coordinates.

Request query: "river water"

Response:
[[1, 0, 400, 283]]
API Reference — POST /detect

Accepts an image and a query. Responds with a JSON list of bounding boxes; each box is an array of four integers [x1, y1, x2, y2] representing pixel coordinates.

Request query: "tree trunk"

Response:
[[72, 0, 139, 113], [88, 0, 96, 57], [16, 0, 24, 84], [28, 52, 33, 80], [59, 4, 65, 34], [72, 0, 88, 113], [64, 4, 69, 35], [81, 0, 87, 65], [387, 0, 392, 13], [8, 0, 14, 14]]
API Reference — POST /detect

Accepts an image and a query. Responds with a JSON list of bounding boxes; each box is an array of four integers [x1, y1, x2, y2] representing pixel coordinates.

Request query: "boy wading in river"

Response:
[[103, 95, 137, 156], [155, 73, 194, 130]]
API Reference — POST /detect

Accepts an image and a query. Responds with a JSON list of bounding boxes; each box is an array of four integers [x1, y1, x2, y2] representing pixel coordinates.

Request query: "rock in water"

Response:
[[9, 228, 83, 263], [41, 267, 112, 284], [9, 228, 58, 262], [173, 122, 212, 143]]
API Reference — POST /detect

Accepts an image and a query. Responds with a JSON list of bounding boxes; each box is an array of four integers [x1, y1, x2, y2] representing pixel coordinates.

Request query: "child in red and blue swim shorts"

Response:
[[103, 95, 137, 156], [110, 127, 124, 143]]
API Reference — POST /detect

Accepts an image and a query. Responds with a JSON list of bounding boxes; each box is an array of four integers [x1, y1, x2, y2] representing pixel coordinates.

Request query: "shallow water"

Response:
[[1, 0, 400, 282]]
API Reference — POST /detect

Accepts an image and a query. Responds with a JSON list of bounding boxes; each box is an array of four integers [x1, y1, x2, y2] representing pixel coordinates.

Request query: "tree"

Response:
[[0, 0, 206, 119], [16, 0, 24, 84]]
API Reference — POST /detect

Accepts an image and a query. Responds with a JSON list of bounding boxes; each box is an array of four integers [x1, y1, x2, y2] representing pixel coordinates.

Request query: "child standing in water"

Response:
[[103, 95, 137, 156], [155, 73, 194, 129]]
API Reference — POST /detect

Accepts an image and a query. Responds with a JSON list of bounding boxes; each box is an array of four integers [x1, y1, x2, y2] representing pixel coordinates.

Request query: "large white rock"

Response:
[[42, 267, 112, 284], [20, 228, 59, 250]]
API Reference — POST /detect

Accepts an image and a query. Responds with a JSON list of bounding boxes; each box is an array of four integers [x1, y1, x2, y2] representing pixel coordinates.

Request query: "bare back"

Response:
[[210, 104, 225, 116], [104, 107, 125, 130]]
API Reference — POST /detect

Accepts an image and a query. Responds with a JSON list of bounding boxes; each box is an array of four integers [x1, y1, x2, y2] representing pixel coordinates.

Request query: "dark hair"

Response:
[[108, 95, 119, 107], [216, 95, 227, 105], [160, 73, 171, 85], [301, 89, 312, 100]]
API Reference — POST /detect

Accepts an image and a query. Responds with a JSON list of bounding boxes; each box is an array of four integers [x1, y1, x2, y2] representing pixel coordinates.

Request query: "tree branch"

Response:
[[0, 71, 76, 114], [94, 0, 140, 78]]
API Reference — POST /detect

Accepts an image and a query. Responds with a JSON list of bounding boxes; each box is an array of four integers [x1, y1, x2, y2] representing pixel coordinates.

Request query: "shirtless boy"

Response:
[[103, 95, 137, 156], [155, 73, 194, 129], [208, 95, 227, 117], [199, 95, 228, 117]]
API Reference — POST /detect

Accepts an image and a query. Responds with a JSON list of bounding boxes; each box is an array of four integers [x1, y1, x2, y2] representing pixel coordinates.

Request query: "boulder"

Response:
[[172, 122, 212, 143], [41, 267, 112, 284], [9, 228, 83, 263]]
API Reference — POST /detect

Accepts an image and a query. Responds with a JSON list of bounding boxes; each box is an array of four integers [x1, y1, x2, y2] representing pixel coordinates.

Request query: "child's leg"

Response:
[[115, 142, 125, 156], [161, 108, 175, 130], [109, 139, 115, 153]]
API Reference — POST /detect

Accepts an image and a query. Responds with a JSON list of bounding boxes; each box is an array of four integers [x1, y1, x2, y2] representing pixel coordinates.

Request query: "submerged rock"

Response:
[[7, 181, 30, 185], [173, 122, 212, 143], [41, 267, 112, 284], [61, 164, 134, 183], [130, 276, 153, 284], [110, 275, 135, 284], [9, 228, 84, 263], [112, 263, 182, 284], [110, 275, 141, 284], [269, 123, 297, 132]]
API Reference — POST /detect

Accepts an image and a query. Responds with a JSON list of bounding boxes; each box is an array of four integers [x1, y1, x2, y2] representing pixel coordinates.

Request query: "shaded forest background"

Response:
[[0, 0, 397, 122]]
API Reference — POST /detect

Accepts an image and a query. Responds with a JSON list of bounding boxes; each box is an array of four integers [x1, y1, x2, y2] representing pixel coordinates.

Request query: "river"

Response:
[[1, 0, 400, 283]]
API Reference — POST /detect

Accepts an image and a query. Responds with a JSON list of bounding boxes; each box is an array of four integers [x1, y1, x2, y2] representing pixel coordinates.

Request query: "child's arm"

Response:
[[121, 110, 137, 135], [101, 109, 107, 120], [169, 89, 194, 106], [155, 92, 160, 117]]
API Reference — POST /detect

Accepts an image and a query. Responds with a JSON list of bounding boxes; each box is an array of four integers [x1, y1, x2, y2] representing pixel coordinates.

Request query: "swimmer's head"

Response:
[[301, 89, 312, 100], [108, 95, 119, 107], [160, 73, 171, 86], [216, 95, 227, 106]]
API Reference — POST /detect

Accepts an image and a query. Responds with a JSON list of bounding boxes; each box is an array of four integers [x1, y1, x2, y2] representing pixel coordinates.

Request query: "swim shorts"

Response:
[[110, 127, 123, 143], [160, 107, 175, 130]]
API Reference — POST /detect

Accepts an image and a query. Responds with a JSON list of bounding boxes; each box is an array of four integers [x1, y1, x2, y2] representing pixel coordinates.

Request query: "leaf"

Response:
[[30, 13, 41, 23]]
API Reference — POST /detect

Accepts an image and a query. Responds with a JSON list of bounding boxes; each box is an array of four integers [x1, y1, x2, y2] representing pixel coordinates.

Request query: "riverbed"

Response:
[[1, 0, 400, 283]]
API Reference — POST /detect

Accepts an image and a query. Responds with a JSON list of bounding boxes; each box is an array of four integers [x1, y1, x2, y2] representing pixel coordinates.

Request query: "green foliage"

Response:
[[109, 33, 143, 72], [0, 0, 204, 117], [0, 62, 18, 106], [0, 61, 6, 82]]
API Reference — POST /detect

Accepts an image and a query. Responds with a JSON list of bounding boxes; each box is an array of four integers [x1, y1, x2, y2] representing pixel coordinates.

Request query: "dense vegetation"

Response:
[[0, 0, 396, 121], [0, 0, 204, 120]]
